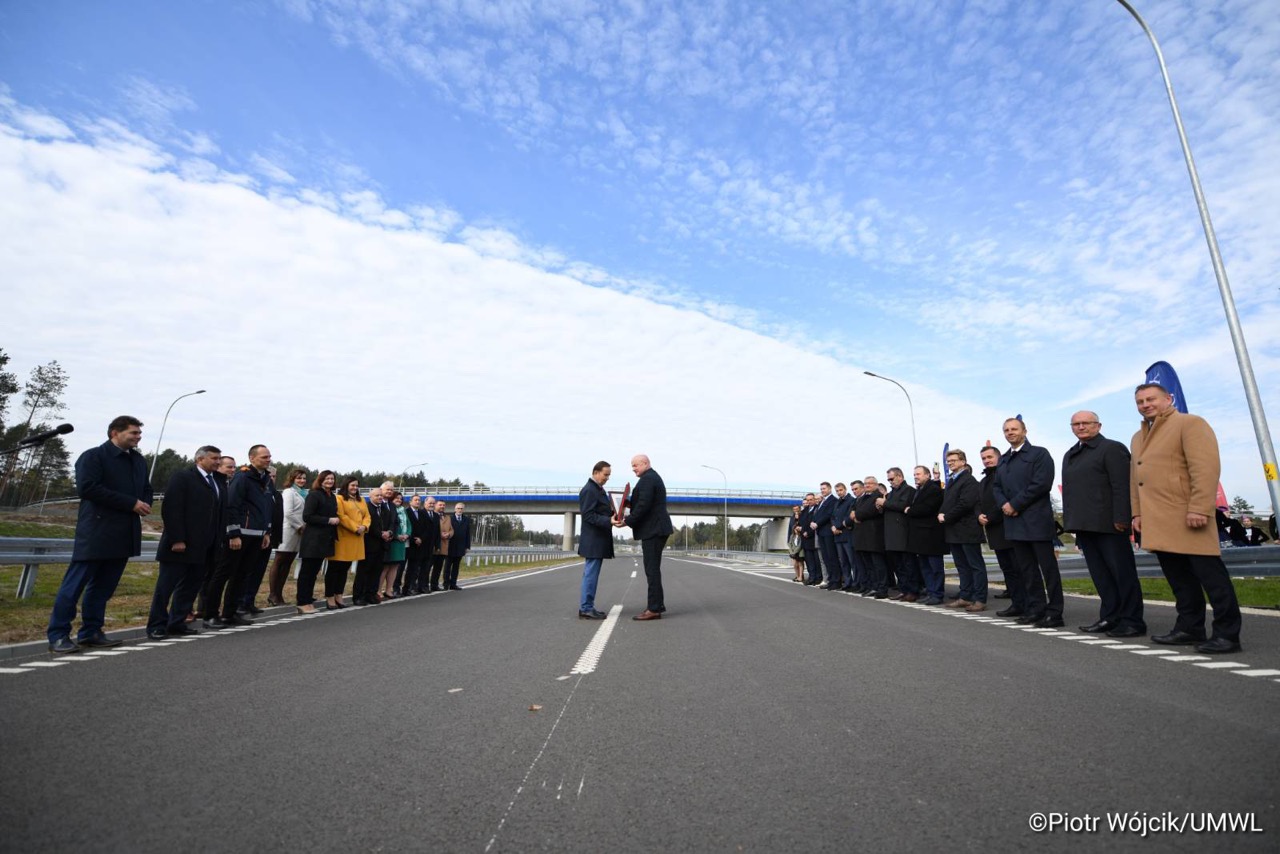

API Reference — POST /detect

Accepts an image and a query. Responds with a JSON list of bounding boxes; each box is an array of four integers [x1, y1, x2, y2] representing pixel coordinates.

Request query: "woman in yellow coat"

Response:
[[326, 477, 370, 609]]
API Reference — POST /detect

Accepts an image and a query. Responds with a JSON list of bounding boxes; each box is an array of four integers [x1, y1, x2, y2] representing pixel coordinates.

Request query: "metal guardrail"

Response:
[[0, 537, 576, 599]]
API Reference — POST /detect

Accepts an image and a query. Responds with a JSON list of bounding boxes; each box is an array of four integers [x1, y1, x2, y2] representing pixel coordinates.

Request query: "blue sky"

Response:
[[2, 0, 1277, 520]]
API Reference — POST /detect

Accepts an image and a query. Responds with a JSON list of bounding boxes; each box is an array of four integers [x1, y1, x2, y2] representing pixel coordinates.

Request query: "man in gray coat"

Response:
[[47, 415, 153, 653], [1062, 411, 1145, 638]]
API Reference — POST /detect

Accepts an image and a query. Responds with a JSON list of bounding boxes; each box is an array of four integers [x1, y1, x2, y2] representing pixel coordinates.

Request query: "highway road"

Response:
[[2, 554, 1277, 852]]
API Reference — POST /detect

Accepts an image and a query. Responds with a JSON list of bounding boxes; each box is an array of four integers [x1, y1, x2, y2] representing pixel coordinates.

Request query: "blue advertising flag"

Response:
[[942, 442, 951, 485], [1145, 361, 1189, 413]]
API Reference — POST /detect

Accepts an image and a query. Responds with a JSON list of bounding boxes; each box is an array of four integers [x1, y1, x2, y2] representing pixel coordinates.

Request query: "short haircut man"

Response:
[[993, 419, 1063, 627], [1131, 383, 1242, 653]]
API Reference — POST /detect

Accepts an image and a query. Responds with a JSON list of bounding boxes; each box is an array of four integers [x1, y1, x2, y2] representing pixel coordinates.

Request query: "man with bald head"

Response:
[[1062, 411, 1145, 637], [618, 454, 674, 620]]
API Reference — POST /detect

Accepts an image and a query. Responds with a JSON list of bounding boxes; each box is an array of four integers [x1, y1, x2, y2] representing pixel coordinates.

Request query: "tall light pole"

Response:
[[1113, 0, 1280, 525], [701, 464, 728, 553], [864, 371, 919, 466], [149, 389, 206, 483], [400, 462, 429, 491]]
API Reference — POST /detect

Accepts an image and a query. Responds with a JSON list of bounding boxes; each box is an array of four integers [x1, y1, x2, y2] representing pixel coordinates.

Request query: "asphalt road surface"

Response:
[[2, 554, 1277, 852]]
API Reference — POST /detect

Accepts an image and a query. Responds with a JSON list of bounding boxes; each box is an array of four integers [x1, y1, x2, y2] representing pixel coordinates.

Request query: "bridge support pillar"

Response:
[[760, 517, 790, 551], [563, 511, 576, 552]]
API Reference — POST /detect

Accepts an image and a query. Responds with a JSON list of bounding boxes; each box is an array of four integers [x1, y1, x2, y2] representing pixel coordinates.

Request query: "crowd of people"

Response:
[[786, 383, 1267, 655], [44, 422, 475, 653]]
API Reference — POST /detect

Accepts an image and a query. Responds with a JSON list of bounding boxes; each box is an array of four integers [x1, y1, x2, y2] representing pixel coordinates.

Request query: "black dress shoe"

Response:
[[1016, 614, 1042, 625], [79, 633, 123, 648], [1196, 637, 1242, 654], [168, 624, 200, 636], [996, 607, 1024, 618], [993, 591, 1012, 599], [1105, 626, 1144, 638], [591, 609, 607, 618], [244, 605, 265, 616], [203, 619, 225, 630], [49, 637, 80, 654], [227, 614, 254, 626], [1079, 620, 1115, 633], [1152, 630, 1204, 645], [449, 585, 463, 591], [578, 610, 605, 620], [1034, 616, 1065, 628], [146, 629, 168, 640]]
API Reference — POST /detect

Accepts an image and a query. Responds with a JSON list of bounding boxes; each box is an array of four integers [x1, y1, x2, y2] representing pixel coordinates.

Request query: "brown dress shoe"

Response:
[[945, 599, 972, 609], [903, 593, 919, 602], [632, 609, 662, 621], [964, 602, 986, 612]]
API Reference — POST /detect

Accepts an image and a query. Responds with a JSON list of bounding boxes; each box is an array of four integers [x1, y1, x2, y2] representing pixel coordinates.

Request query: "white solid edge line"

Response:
[[569, 605, 624, 676]]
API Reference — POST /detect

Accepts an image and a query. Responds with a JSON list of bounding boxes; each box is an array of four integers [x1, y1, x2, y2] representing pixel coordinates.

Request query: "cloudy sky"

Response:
[[2, 0, 1277, 523]]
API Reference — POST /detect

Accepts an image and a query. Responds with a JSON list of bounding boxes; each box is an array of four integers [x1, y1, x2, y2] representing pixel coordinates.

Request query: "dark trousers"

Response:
[[429, 554, 447, 589], [149, 555, 212, 632], [914, 553, 945, 599], [1154, 551, 1241, 642], [858, 550, 889, 594], [640, 535, 667, 612], [401, 548, 425, 593], [950, 543, 988, 602], [47, 557, 129, 643], [323, 560, 352, 598], [851, 549, 868, 590], [445, 555, 463, 588], [267, 551, 296, 604], [993, 547, 1027, 611], [297, 557, 326, 606], [817, 533, 839, 584], [354, 557, 382, 602], [206, 541, 268, 620], [1013, 539, 1062, 618], [237, 545, 274, 611], [1077, 531, 1145, 631], [834, 539, 855, 589], [803, 547, 820, 584], [889, 551, 919, 594], [196, 544, 224, 618]]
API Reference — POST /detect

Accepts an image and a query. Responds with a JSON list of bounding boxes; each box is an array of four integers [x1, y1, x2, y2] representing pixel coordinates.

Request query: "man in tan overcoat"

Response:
[[1130, 383, 1242, 653]]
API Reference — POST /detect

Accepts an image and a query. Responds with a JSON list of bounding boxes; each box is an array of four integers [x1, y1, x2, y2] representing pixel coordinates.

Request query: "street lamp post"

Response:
[[700, 464, 729, 554], [149, 389, 206, 483], [400, 462, 429, 491], [1113, 0, 1280, 526], [864, 371, 919, 466]]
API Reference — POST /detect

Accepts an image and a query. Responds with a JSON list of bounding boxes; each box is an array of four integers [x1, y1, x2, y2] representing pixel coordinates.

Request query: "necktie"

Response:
[[206, 473, 217, 497]]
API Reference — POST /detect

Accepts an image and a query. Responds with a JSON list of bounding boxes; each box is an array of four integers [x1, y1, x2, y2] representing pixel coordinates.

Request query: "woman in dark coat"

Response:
[[295, 470, 339, 614]]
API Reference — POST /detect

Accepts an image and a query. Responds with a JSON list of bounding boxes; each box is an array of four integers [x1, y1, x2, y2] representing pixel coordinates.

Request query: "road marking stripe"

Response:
[[0, 667, 34, 674], [570, 605, 623, 676], [19, 661, 69, 667], [1101, 644, 1149, 651], [1128, 649, 1182, 656], [1233, 669, 1280, 677], [1192, 661, 1249, 669]]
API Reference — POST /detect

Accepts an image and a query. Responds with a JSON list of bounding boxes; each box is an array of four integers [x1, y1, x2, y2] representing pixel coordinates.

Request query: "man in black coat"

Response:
[[905, 467, 946, 604], [853, 475, 890, 598], [399, 495, 430, 595], [621, 454, 674, 620], [446, 501, 472, 590], [880, 467, 917, 601], [797, 493, 821, 585], [1062, 411, 1146, 637], [147, 445, 224, 638], [994, 418, 1064, 627], [978, 446, 1026, 617], [47, 416, 153, 653], [205, 444, 277, 627], [354, 488, 392, 604], [939, 450, 987, 610], [577, 461, 616, 619]]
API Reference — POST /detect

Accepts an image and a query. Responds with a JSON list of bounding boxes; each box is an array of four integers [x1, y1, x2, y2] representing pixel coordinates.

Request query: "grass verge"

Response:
[[1061, 577, 1280, 609], [0, 556, 575, 645]]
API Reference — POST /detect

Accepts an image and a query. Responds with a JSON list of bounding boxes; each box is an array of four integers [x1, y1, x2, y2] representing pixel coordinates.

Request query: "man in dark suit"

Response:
[[939, 450, 987, 611], [810, 482, 838, 588], [577, 461, 615, 619], [880, 467, 917, 600], [204, 445, 276, 627], [147, 445, 224, 638], [445, 501, 471, 590], [905, 467, 946, 604], [47, 415, 153, 654], [853, 475, 889, 598], [400, 495, 429, 595], [830, 482, 855, 593], [796, 493, 820, 585], [354, 487, 391, 604], [1063, 411, 1146, 637], [620, 454, 674, 620], [978, 445, 1026, 617], [995, 418, 1064, 627]]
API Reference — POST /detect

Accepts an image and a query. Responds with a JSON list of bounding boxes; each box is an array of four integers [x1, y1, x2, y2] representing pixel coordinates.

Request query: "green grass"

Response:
[[1061, 577, 1280, 609], [0, 519, 79, 538], [0, 555, 577, 645]]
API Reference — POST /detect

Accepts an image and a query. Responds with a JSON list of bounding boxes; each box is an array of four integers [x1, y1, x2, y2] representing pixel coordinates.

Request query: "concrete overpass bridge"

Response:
[[407, 486, 807, 550]]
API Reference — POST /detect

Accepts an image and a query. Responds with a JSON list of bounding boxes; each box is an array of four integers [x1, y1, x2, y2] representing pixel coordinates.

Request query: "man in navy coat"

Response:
[[445, 501, 471, 590], [47, 415, 153, 653], [577, 461, 616, 619], [147, 445, 224, 638], [994, 417, 1064, 627]]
